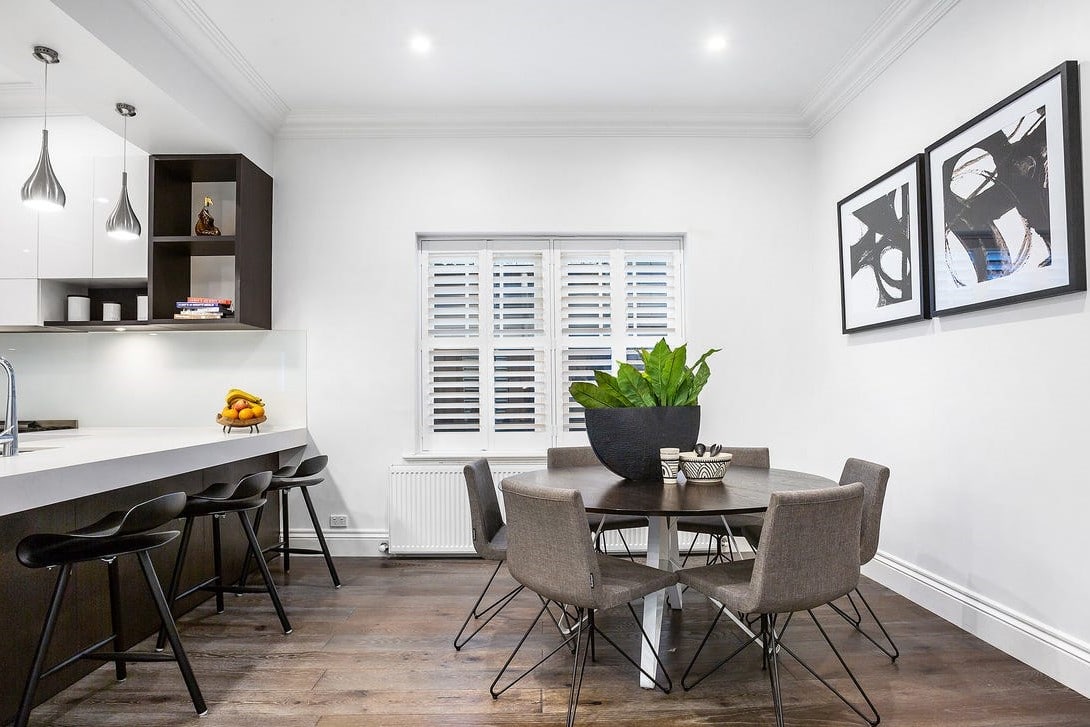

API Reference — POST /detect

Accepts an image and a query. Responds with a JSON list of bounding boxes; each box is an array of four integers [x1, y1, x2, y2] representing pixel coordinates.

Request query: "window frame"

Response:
[[417, 234, 686, 454]]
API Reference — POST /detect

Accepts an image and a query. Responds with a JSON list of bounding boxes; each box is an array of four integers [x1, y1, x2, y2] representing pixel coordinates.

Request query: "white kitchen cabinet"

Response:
[[0, 157, 40, 279], [92, 154, 149, 279], [0, 280, 40, 325], [37, 154, 93, 279]]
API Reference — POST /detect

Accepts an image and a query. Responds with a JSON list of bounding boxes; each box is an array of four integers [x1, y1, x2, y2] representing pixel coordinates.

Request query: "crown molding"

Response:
[[802, 0, 961, 134], [278, 108, 813, 140], [127, 0, 289, 132]]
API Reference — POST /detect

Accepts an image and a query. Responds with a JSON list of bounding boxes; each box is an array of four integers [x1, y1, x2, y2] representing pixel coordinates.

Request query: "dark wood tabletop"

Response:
[[501, 465, 835, 516]]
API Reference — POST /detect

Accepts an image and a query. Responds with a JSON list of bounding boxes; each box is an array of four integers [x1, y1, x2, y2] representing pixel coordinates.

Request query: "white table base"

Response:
[[640, 515, 684, 688]]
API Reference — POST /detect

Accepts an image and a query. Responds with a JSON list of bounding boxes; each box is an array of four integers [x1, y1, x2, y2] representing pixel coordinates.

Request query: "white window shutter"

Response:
[[425, 348, 481, 433], [427, 253, 479, 337], [493, 252, 545, 336], [493, 347, 547, 432], [559, 252, 612, 337], [625, 251, 679, 337], [560, 346, 613, 432]]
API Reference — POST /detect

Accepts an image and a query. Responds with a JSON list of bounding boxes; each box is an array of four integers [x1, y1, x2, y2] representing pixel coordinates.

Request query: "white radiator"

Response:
[[388, 463, 660, 555]]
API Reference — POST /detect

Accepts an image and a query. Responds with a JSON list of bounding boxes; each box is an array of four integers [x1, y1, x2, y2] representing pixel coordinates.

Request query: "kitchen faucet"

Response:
[[0, 356, 17, 457]]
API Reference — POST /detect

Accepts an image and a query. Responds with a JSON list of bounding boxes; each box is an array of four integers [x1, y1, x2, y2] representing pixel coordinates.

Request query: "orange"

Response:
[[224, 409, 239, 420], [239, 408, 254, 421], [250, 404, 264, 418], [232, 399, 248, 411]]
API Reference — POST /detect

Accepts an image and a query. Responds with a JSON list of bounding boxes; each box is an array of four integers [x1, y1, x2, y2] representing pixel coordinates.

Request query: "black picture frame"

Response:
[[925, 60, 1085, 317], [837, 155, 929, 334]]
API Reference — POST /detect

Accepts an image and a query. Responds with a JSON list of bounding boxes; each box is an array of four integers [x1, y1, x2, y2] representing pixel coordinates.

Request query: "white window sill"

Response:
[[400, 451, 548, 465]]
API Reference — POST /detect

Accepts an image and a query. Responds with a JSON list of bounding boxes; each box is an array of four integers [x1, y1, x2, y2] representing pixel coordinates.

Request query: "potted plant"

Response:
[[569, 339, 719, 480]]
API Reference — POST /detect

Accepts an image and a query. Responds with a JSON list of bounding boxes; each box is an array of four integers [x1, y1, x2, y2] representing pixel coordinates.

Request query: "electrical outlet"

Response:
[[329, 514, 348, 528]]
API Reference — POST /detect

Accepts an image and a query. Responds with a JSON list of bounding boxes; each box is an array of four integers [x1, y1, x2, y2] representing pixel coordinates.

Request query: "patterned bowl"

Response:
[[679, 451, 732, 483]]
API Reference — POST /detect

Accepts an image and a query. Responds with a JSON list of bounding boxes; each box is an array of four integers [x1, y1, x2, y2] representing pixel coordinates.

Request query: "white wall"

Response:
[[810, 0, 1090, 696], [0, 330, 307, 426], [273, 134, 816, 553]]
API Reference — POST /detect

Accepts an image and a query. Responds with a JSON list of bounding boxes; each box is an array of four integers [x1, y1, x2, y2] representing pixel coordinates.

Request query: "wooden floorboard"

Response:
[[23, 557, 1090, 726]]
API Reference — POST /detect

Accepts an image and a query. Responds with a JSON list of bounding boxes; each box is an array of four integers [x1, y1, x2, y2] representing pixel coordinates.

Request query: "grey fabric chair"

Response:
[[829, 457, 898, 660], [454, 459, 524, 650], [741, 457, 898, 661], [679, 483, 879, 727], [547, 446, 647, 559], [493, 478, 678, 727], [677, 446, 770, 564]]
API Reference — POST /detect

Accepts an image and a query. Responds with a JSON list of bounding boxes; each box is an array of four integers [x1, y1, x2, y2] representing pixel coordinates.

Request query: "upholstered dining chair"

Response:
[[454, 459, 523, 650], [677, 446, 770, 565], [494, 478, 678, 727], [738, 457, 898, 661], [547, 446, 647, 559], [679, 483, 879, 727]]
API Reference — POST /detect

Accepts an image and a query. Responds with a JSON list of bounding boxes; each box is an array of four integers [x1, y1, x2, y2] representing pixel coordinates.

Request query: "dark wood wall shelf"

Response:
[[148, 154, 272, 330]]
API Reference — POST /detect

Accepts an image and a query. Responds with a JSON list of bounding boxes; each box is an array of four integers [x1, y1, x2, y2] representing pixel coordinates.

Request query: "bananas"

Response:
[[225, 388, 264, 406]]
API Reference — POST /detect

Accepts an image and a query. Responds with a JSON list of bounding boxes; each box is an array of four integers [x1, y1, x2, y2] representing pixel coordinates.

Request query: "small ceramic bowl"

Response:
[[679, 451, 733, 483]]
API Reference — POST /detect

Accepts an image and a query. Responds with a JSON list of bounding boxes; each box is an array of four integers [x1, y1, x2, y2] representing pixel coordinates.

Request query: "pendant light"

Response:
[[21, 46, 65, 211], [105, 103, 141, 240]]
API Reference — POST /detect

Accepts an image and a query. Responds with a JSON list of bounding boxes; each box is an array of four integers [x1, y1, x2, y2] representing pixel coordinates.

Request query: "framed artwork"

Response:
[[838, 155, 928, 334], [925, 60, 1085, 317]]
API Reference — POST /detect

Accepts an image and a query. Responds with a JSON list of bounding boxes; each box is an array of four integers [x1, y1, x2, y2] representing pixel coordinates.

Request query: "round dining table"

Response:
[[501, 464, 835, 688]]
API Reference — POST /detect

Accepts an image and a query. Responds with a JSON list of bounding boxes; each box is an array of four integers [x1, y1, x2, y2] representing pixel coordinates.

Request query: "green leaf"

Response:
[[687, 361, 712, 404], [661, 343, 688, 404], [593, 370, 628, 403], [616, 363, 657, 407], [672, 373, 694, 406], [569, 382, 626, 409], [691, 347, 721, 373], [642, 339, 671, 405]]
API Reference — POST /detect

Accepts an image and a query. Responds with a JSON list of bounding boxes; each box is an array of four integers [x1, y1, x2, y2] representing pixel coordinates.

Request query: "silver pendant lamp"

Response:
[[105, 103, 141, 240], [21, 46, 66, 212]]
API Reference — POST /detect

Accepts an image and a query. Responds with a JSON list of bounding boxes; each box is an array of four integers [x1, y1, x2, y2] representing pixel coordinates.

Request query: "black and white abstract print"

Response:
[[837, 157, 926, 333], [940, 106, 1051, 287]]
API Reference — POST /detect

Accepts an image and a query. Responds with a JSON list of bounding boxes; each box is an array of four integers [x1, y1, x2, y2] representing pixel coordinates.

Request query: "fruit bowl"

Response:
[[680, 451, 732, 483], [217, 414, 267, 432]]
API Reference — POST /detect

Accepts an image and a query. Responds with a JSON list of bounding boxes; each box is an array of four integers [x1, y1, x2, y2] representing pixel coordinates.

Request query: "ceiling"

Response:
[[0, 0, 957, 142], [170, 0, 892, 113]]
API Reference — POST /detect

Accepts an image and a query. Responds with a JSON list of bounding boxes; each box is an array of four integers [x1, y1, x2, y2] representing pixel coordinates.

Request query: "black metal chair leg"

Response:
[[766, 613, 785, 727], [681, 604, 759, 691], [299, 485, 341, 587], [490, 600, 560, 697], [15, 564, 72, 727], [157, 516, 194, 652], [211, 515, 225, 613], [854, 588, 899, 661], [281, 489, 291, 573], [238, 510, 292, 634], [567, 609, 590, 727], [107, 558, 128, 681], [236, 505, 265, 589], [136, 551, 207, 716], [587, 604, 672, 693], [454, 560, 524, 650], [776, 610, 881, 726]]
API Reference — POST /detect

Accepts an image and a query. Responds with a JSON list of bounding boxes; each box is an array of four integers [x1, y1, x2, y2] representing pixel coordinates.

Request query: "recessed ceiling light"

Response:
[[409, 34, 432, 54], [705, 35, 728, 53]]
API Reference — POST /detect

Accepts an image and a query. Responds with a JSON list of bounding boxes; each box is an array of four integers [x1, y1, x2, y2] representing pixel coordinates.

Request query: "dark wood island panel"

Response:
[[0, 452, 282, 724]]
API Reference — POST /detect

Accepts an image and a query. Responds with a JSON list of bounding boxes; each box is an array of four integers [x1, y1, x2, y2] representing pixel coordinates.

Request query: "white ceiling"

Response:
[[181, 0, 892, 113]]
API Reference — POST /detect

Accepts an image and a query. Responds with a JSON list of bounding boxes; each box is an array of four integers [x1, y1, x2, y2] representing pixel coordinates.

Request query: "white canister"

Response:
[[136, 295, 149, 321], [102, 302, 122, 322], [67, 295, 90, 322]]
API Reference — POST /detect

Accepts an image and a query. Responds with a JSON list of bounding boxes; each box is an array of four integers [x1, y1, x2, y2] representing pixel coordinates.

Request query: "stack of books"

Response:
[[174, 297, 235, 320]]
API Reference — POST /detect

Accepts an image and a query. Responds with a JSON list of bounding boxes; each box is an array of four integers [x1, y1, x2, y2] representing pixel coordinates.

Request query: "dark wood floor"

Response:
[[28, 557, 1090, 726]]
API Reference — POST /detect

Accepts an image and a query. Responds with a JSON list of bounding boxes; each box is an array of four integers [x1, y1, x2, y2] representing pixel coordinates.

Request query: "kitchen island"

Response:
[[0, 424, 308, 723]]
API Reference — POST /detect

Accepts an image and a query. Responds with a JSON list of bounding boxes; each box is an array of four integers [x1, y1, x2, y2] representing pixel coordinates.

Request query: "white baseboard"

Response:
[[287, 528, 390, 557], [867, 551, 1090, 698]]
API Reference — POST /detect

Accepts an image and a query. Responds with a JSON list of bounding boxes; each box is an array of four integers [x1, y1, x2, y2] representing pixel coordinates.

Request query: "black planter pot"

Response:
[[584, 406, 701, 481]]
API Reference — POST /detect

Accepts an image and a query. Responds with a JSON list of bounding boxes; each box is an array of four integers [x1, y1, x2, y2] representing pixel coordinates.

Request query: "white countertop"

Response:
[[0, 425, 308, 517]]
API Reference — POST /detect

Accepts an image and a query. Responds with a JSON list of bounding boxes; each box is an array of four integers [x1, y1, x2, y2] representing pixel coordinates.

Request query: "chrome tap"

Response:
[[0, 356, 17, 457]]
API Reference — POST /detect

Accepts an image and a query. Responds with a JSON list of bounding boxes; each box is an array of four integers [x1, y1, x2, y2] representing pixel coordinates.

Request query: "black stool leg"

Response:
[[211, 515, 225, 613], [299, 485, 341, 588], [107, 558, 128, 681], [157, 516, 194, 651], [236, 505, 265, 589], [136, 550, 207, 716], [15, 564, 72, 727], [238, 510, 292, 634], [281, 489, 291, 573]]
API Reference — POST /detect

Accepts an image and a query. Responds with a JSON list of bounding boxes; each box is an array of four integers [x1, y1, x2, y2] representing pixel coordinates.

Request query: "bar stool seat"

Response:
[[239, 454, 340, 588], [15, 492, 206, 727], [157, 472, 292, 652]]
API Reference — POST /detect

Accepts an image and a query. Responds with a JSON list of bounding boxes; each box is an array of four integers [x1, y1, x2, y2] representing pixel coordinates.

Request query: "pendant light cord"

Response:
[[121, 114, 128, 174], [42, 61, 48, 131]]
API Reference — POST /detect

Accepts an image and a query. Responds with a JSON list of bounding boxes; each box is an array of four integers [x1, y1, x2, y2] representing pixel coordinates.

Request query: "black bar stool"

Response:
[[238, 455, 340, 588], [156, 471, 291, 651], [15, 492, 206, 727]]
